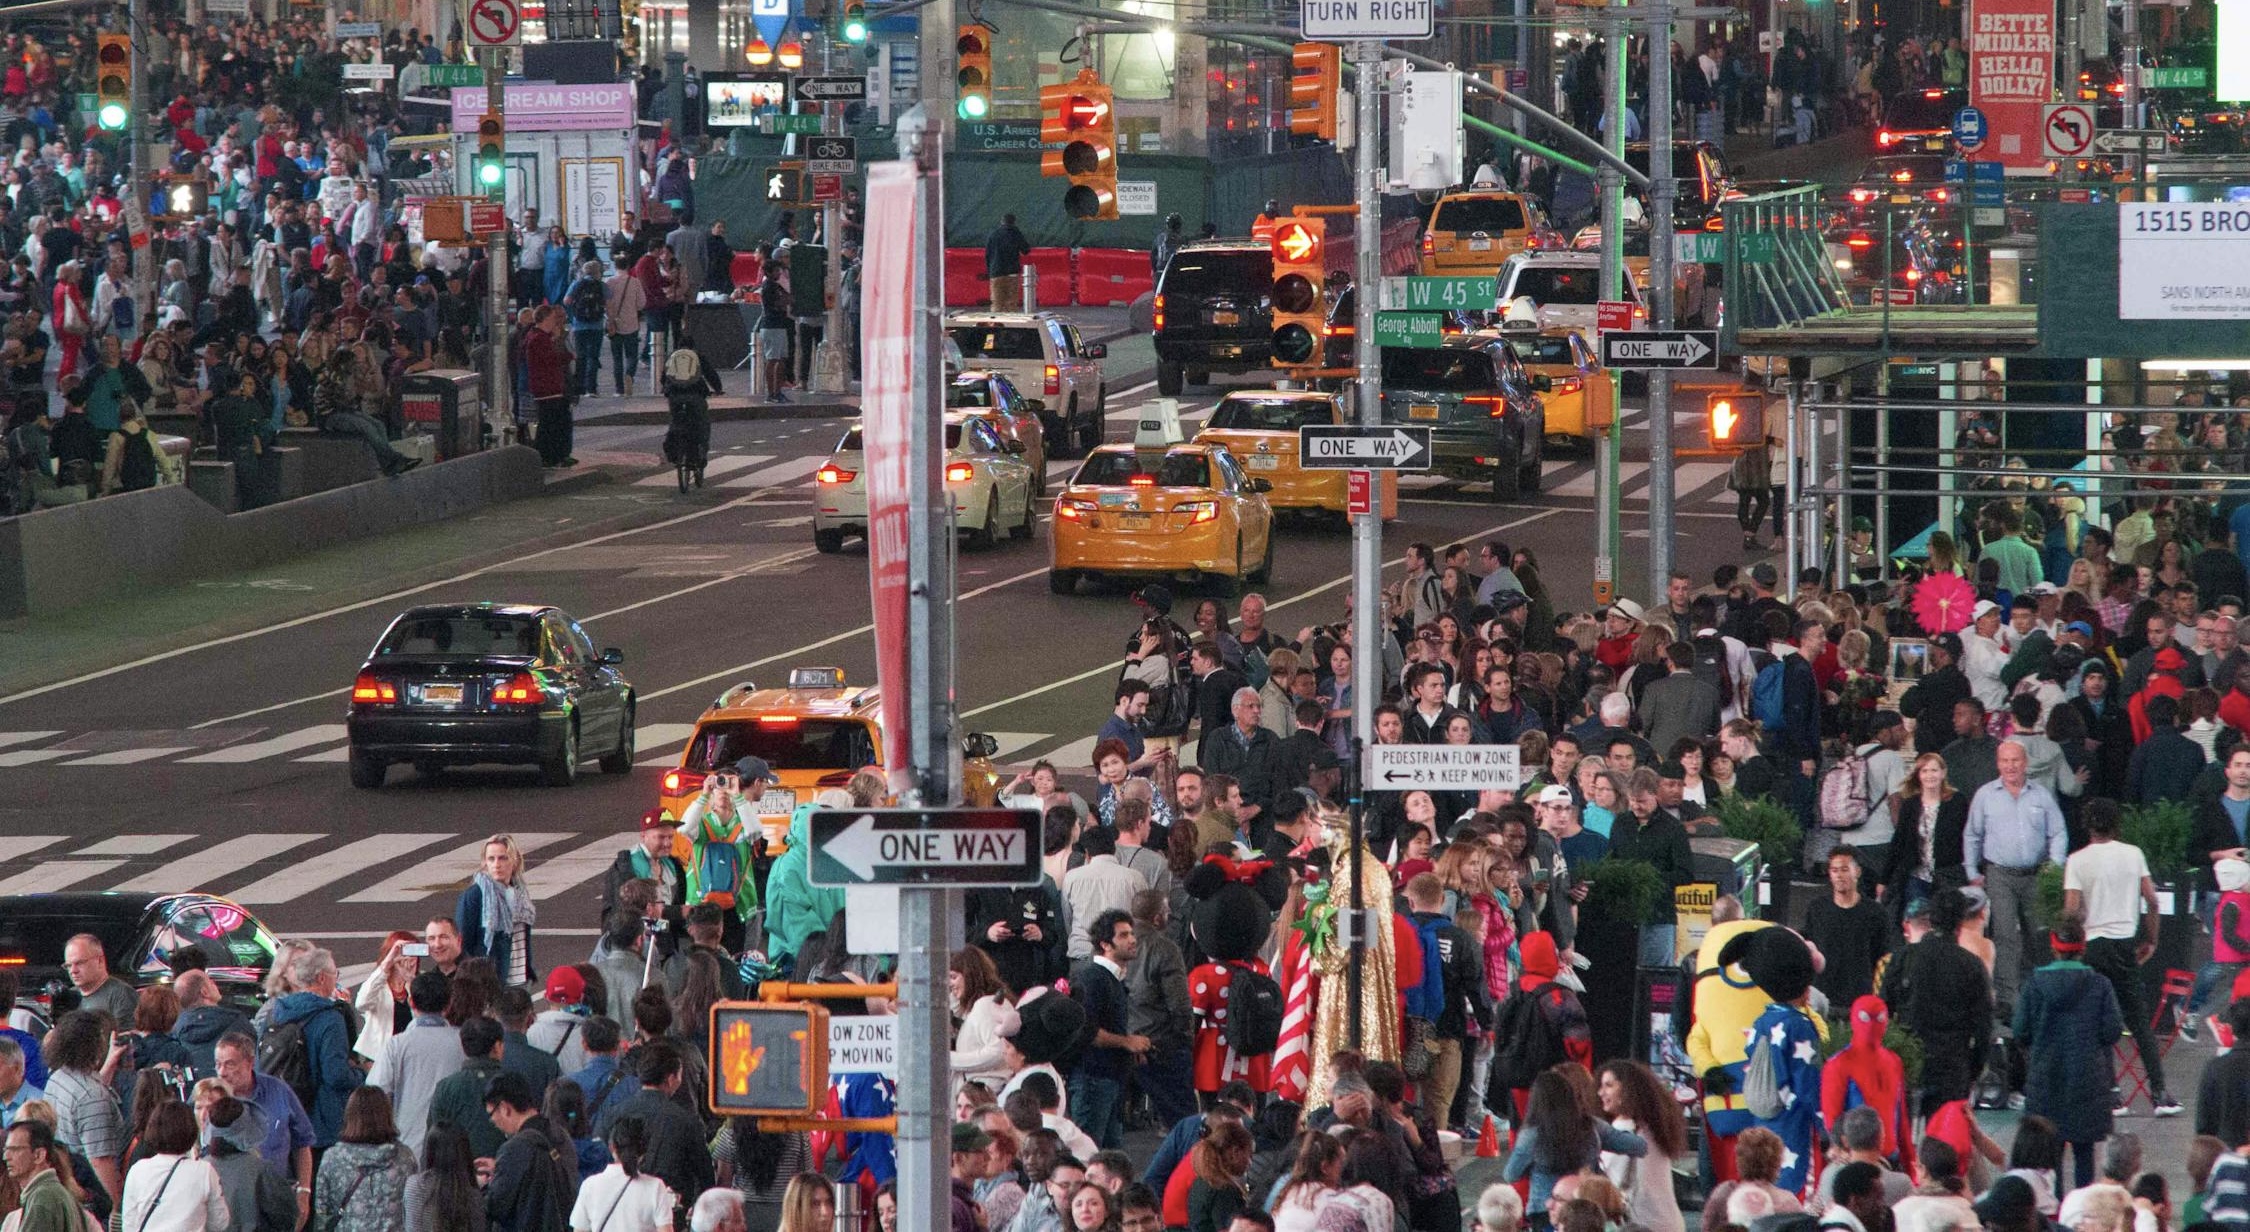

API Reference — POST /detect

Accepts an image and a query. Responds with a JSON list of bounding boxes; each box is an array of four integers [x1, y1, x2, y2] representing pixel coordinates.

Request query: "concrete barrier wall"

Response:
[[0, 446, 546, 621]]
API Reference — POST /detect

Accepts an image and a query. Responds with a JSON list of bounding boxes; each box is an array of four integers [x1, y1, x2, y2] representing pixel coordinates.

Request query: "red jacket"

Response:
[[524, 327, 571, 399]]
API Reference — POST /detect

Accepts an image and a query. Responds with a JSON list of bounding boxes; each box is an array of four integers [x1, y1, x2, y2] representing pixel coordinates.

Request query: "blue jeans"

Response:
[[2189, 960, 2245, 1016], [609, 332, 639, 393], [572, 328, 604, 394], [1132, 1044, 1197, 1132], [1068, 1071, 1125, 1150]]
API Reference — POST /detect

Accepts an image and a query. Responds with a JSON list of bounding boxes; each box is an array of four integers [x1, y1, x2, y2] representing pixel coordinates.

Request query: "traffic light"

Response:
[[708, 1002, 829, 1116], [1268, 217, 1325, 367], [95, 34, 130, 132], [765, 163, 805, 203], [839, 0, 867, 43], [1706, 393, 1764, 451], [956, 24, 994, 120], [1289, 42, 1340, 142], [777, 39, 805, 69], [149, 175, 208, 220], [1039, 73, 1116, 220], [475, 113, 505, 197]]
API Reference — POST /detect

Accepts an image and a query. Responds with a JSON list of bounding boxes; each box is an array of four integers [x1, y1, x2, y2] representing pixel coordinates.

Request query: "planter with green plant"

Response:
[[2118, 799, 2198, 1004], [1712, 791, 1804, 917]]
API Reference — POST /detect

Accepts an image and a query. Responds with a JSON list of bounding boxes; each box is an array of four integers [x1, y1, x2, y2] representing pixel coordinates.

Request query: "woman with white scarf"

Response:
[[455, 833, 539, 987]]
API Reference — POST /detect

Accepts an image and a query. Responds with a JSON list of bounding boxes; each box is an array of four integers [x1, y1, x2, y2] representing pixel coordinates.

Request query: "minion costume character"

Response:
[[1684, 918, 1781, 1183]]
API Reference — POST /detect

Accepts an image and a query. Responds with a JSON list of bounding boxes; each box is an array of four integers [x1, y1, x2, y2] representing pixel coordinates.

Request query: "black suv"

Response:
[[1153, 240, 1274, 396], [1377, 337, 1548, 501]]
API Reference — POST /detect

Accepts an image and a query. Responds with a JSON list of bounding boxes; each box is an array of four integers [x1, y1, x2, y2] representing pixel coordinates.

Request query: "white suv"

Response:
[[945, 312, 1108, 457]]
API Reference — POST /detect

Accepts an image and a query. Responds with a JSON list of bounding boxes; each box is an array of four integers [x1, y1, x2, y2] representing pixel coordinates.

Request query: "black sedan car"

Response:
[[0, 892, 278, 1018], [347, 603, 635, 788]]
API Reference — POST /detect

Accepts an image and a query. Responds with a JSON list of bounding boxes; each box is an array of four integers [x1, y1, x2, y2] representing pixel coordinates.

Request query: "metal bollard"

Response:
[[1021, 262, 1037, 314]]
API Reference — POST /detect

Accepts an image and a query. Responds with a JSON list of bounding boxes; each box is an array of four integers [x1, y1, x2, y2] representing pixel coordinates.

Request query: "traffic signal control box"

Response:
[[710, 1002, 829, 1116]]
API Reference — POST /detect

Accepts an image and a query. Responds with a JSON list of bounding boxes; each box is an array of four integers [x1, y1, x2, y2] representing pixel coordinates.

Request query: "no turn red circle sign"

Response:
[[468, 0, 520, 46]]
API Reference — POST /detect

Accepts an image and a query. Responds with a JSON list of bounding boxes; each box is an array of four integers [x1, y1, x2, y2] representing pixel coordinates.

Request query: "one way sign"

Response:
[[1600, 329, 1719, 370], [1299, 425, 1433, 470]]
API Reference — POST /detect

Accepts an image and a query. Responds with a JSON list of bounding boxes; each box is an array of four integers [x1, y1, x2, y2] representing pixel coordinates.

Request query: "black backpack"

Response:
[[118, 430, 159, 491], [1691, 633, 1733, 707], [257, 1001, 344, 1113], [569, 277, 606, 326], [1222, 963, 1284, 1056], [1488, 983, 1568, 1093]]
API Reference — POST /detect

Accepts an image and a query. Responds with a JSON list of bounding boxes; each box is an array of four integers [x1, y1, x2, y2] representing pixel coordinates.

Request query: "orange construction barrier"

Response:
[[1077, 247, 1154, 306], [1023, 247, 1074, 308], [945, 247, 989, 306]]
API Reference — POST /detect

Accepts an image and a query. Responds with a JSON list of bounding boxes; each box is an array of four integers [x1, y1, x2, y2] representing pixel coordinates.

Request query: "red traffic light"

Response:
[[1062, 94, 1108, 130], [1272, 220, 1321, 264], [957, 28, 989, 56], [99, 40, 127, 65]]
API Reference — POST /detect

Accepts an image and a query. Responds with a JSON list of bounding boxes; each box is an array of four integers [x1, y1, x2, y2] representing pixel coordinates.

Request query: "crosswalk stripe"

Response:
[[0, 860, 129, 896], [0, 732, 60, 750], [226, 833, 461, 904], [635, 723, 699, 752], [73, 835, 194, 857], [1035, 735, 1098, 772], [527, 836, 632, 900], [340, 832, 572, 904], [0, 747, 74, 767], [0, 836, 66, 863], [296, 746, 351, 763], [178, 725, 349, 764], [58, 747, 196, 766], [718, 456, 827, 490], [109, 834, 326, 894], [632, 454, 773, 487]]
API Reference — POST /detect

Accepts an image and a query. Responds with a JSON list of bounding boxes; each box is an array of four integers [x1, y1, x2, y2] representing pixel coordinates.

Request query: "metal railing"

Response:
[[1719, 185, 1849, 339]]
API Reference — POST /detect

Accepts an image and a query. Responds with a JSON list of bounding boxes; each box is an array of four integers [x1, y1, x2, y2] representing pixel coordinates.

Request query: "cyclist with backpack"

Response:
[[661, 327, 721, 487]]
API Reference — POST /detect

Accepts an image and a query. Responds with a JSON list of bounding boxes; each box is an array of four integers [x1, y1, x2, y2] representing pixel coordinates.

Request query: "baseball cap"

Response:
[[1932, 632, 1964, 657], [1656, 761, 1687, 780], [1850, 515, 1873, 532], [1971, 599, 1999, 620], [543, 967, 586, 1006], [639, 808, 675, 831], [732, 756, 781, 784], [1534, 785, 1574, 806], [1609, 597, 1646, 623], [2030, 581, 2059, 595], [952, 1121, 994, 1153], [1492, 591, 1530, 614], [1131, 584, 1174, 614], [1869, 710, 1905, 734], [2064, 620, 2095, 637]]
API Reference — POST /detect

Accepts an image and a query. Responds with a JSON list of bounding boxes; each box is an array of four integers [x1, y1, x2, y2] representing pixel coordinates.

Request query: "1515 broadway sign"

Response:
[[2118, 203, 2250, 320]]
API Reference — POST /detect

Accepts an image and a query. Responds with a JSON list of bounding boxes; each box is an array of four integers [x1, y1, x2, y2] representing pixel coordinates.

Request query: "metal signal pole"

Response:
[[1593, 4, 1625, 606], [1645, 6, 1678, 602], [485, 48, 511, 436], [1347, 37, 1383, 1046]]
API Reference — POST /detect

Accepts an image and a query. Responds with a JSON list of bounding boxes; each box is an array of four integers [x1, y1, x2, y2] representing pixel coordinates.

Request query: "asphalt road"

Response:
[[0, 133, 1878, 972]]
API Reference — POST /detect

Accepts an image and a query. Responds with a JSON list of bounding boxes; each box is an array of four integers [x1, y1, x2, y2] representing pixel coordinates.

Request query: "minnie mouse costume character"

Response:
[[1185, 853, 1291, 1095]]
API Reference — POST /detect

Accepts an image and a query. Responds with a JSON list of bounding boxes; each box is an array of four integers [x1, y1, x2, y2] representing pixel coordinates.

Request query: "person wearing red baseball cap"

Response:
[[599, 808, 690, 948]]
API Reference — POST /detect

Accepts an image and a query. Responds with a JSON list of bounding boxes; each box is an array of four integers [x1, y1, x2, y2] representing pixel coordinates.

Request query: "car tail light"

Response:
[[662, 769, 706, 796], [816, 465, 856, 484], [1877, 130, 1895, 147], [1044, 364, 1060, 396], [1057, 499, 1094, 520], [1465, 395, 1509, 417], [1927, 188, 1951, 203], [1152, 294, 1165, 331], [1420, 233, 1435, 255], [756, 714, 799, 728], [351, 674, 397, 704], [1560, 377, 1584, 393], [1891, 169, 1914, 183], [946, 462, 974, 483], [1849, 187, 1875, 203], [0, 957, 22, 966], [1846, 231, 1874, 250], [495, 672, 544, 704], [1524, 234, 1543, 249], [1176, 501, 1218, 523]]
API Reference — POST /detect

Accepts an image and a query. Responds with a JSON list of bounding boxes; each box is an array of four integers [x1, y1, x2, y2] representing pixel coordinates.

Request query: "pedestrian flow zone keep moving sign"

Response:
[[1365, 744, 1521, 790]]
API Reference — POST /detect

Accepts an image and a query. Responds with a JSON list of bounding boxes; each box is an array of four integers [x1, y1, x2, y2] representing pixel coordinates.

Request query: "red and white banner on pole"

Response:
[[861, 161, 917, 774], [1967, 0, 2055, 171]]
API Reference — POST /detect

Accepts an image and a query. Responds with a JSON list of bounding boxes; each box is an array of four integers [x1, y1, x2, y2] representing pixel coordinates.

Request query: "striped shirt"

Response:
[[46, 1067, 125, 1162]]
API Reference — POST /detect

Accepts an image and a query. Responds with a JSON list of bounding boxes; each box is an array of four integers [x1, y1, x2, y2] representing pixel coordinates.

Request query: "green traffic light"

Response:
[[842, 17, 867, 42], [477, 160, 504, 187], [957, 94, 988, 119], [97, 102, 128, 131]]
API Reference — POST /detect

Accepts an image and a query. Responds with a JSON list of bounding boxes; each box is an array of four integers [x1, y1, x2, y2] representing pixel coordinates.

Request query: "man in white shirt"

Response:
[[1848, 712, 1910, 874], [2064, 798, 2178, 1115], [1962, 600, 2012, 710], [1061, 827, 1146, 959]]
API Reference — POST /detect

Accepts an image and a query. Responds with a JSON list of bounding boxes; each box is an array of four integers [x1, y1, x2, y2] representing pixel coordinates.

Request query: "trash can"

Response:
[[1689, 835, 1763, 915], [400, 369, 484, 460]]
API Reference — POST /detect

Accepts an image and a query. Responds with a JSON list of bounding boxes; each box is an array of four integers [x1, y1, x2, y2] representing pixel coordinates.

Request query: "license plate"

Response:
[[1409, 403, 1439, 421], [420, 683, 463, 704], [1247, 455, 1280, 470], [1118, 513, 1153, 529], [1210, 310, 1239, 326], [1889, 193, 1911, 204], [1469, 238, 1493, 251], [1217, 345, 1242, 358], [751, 788, 796, 815]]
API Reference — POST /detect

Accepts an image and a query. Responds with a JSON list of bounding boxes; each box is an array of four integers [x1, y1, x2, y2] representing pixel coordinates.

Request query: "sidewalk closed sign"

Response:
[[1365, 744, 1521, 791]]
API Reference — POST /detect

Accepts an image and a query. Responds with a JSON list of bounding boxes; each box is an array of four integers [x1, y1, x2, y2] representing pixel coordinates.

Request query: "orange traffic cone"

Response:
[[1476, 1115, 1501, 1158]]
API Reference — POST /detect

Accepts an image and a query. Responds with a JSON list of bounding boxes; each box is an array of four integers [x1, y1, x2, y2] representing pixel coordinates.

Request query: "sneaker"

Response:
[[2179, 1013, 2201, 1043], [2114, 1098, 2134, 1116], [2154, 1096, 2184, 1117]]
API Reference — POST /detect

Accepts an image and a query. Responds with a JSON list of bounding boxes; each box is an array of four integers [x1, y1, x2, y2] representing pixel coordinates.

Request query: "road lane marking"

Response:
[[527, 836, 636, 899], [0, 731, 60, 749], [632, 454, 772, 487], [178, 725, 350, 763], [0, 748, 73, 767], [341, 832, 571, 903], [58, 747, 197, 765], [958, 508, 1560, 721], [227, 833, 462, 903], [718, 456, 828, 490], [0, 837, 67, 863], [109, 834, 326, 893], [73, 835, 193, 856], [0, 860, 128, 895]]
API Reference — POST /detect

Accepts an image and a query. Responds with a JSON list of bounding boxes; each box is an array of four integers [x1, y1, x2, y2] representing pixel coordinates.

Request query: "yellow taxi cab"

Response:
[[1050, 441, 1275, 596], [1506, 326, 1614, 446], [658, 666, 883, 848], [1418, 189, 1550, 276], [1192, 389, 1349, 521]]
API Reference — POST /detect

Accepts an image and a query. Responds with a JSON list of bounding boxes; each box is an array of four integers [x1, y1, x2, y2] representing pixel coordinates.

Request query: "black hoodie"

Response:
[[173, 1003, 252, 1079]]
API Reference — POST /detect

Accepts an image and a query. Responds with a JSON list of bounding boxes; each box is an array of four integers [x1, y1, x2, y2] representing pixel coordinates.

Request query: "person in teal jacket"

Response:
[[764, 796, 847, 968]]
